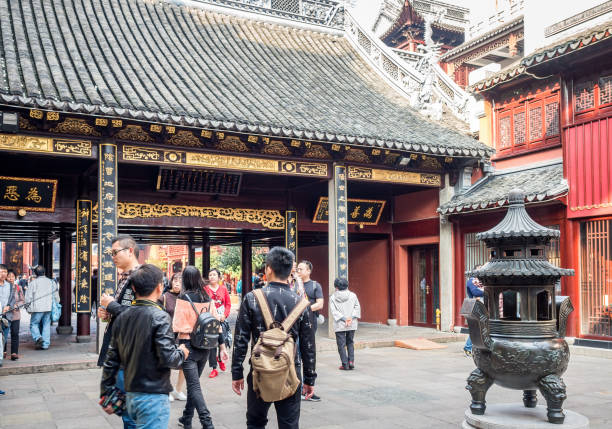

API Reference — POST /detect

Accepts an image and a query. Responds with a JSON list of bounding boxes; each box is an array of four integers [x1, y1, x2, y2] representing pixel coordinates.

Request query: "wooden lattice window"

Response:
[[513, 111, 526, 145], [464, 232, 489, 276], [529, 106, 543, 141], [599, 75, 612, 106], [580, 219, 612, 338], [499, 115, 512, 148], [496, 85, 560, 154], [575, 81, 595, 112], [573, 72, 612, 119], [545, 102, 560, 136]]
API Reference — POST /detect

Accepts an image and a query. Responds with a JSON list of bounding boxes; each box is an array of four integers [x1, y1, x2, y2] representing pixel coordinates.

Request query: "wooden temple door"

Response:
[[410, 246, 439, 327]]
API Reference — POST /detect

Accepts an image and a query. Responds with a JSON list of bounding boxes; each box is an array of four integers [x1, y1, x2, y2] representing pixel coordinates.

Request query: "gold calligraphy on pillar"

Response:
[[98, 144, 118, 296], [285, 210, 298, 257], [75, 200, 92, 313]]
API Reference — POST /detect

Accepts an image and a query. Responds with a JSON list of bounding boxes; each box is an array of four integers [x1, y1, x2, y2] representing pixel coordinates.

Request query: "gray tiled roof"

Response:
[[468, 259, 574, 280], [438, 162, 567, 214], [0, 0, 492, 157]]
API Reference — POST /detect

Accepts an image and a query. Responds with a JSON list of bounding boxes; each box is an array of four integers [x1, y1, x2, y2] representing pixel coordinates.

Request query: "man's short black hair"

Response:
[[111, 234, 140, 258], [334, 277, 349, 290], [265, 247, 294, 280], [34, 265, 46, 277], [0, 264, 7, 271], [299, 260, 313, 272], [130, 264, 163, 297]]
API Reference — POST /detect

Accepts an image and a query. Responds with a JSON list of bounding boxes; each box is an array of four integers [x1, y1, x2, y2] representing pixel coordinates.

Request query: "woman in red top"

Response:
[[204, 268, 231, 378]]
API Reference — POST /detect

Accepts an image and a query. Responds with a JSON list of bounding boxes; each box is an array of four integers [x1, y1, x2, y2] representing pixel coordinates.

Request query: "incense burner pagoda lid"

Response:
[[468, 258, 574, 282], [476, 190, 560, 244]]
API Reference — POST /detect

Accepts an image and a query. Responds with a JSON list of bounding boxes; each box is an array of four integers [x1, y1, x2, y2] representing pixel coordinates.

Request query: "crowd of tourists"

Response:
[[0, 263, 61, 363], [96, 235, 362, 428]]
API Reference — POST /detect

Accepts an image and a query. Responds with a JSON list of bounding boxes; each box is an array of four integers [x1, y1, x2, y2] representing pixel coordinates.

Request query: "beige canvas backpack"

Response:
[[251, 289, 310, 402]]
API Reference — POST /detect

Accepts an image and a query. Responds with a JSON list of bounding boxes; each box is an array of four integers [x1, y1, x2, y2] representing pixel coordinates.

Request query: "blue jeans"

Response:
[[464, 335, 472, 352], [116, 369, 137, 429], [126, 392, 170, 429], [30, 312, 51, 348]]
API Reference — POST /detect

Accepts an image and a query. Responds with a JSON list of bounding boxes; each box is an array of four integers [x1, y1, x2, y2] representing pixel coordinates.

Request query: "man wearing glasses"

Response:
[[97, 235, 141, 429]]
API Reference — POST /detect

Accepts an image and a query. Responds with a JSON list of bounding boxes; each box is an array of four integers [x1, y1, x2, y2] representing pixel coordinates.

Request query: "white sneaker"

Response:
[[169, 393, 174, 402], [172, 390, 187, 401]]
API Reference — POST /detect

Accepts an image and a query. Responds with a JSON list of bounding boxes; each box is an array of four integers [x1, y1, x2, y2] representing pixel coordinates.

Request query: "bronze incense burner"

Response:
[[461, 190, 574, 424]]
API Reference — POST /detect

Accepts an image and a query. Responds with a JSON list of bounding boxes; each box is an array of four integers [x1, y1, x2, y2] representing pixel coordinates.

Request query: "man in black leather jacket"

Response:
[[231, 247, 316, 429], [101, 264, 189, 428]]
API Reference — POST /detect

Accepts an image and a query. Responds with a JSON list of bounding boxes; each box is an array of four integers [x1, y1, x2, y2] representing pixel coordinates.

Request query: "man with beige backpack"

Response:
[[231, 247, 316, 429]]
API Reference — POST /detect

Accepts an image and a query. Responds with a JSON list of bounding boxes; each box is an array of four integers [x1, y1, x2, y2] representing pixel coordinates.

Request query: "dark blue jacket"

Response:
[[466, 278, 483, 298]]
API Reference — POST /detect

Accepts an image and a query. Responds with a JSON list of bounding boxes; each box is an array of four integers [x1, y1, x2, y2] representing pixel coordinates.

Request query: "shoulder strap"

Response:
[[253, 289, 274, 330], [183, 294, 202, 317], [281, 298, 310, 332]]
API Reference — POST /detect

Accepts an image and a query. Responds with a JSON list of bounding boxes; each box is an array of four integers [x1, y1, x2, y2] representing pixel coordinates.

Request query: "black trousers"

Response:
[[246, 370, 301, 429], [3, 320, 19, 354], [335, 330, 355, 366], [182, 345, 214, 428], [208, 347, 217, 369]]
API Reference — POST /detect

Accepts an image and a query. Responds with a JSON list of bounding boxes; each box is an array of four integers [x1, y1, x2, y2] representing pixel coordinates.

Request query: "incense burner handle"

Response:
[[460, 298, 493, 351], [556, 296, 574, 339]]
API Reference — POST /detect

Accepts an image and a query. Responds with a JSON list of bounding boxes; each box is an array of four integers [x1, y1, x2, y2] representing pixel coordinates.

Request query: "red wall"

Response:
[[298, 238, 390, 324], [565, 117, 612, 219], [493, 146, 562, 170], [394, 189, 439, 222]]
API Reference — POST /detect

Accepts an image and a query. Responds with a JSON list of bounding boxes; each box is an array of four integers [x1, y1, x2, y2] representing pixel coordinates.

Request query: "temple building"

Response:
[[0, 0, 491, 340], [443, 0, 612, 345]]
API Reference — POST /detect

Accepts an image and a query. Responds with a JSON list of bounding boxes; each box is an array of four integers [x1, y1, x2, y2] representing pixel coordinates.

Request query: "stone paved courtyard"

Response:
[[0, 342, 611, 428]]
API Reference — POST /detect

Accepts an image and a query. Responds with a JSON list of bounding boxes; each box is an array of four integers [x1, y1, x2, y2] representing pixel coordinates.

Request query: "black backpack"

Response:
[[184, 294, 220, 350]]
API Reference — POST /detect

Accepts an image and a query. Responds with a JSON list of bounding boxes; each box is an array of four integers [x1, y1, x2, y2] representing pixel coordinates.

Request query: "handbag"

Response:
[[51, 281, 62, 322]]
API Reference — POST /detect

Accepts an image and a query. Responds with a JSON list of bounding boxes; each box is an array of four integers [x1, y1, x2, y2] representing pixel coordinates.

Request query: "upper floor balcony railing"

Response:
[[346, 10, 473, 122], [467, 0, 524, 39], [195, 0, 345, 29]]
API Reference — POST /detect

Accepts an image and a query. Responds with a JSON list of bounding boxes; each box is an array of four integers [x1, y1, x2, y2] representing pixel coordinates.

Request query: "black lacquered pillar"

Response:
[[285, 210, 297, 258], [97, 143, 118, 351], [327, 164, 349, 337], [75, 199, 92, 342]]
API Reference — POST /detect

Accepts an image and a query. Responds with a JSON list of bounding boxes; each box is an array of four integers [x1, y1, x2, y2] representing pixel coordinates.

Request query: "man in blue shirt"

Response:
[[464, 266, 483, 356]]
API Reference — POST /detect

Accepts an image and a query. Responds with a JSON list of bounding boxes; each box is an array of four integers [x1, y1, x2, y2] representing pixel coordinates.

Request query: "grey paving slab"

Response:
[[0, 342, 610, 428]]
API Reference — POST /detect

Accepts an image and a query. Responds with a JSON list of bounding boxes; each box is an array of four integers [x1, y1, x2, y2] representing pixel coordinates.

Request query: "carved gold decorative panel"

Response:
[[168, 130, 202, 147], [115, 125, 154, 143], [121, 145, 328, 178], [347, 165, 441, 186], [0, 134, 94, 158], [262, 140, 291, 156], [217, 135, 249, 152], [303, 144, 332, 159], [92, 202, 285, 230], [50, 118, 101, 136]]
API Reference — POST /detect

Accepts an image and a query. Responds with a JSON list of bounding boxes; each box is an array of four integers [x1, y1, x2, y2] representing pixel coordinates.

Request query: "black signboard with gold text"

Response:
[[334, 166, 349, 279], [313, 197, 386, 226], [0, 176, 57, 212], [285, 210, 297, 257], [99, 144, 118, 296], [75, 200, 92, 313]]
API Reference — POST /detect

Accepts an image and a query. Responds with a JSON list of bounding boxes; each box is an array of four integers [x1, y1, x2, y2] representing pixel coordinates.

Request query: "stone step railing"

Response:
[[345, 10, 472, 122]]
